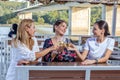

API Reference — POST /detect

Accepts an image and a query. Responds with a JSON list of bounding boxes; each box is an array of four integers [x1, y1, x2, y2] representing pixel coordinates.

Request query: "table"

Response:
[[16, 62, 120, 80]]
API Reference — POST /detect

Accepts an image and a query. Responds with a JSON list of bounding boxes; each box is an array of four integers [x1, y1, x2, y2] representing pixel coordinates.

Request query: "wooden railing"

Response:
[[29, 70, 85, 80], [29, 70, 120, 80], [16, 62, 120, 80]]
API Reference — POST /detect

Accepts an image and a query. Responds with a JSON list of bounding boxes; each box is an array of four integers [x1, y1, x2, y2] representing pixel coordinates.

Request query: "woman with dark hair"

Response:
[[43, 20, 76, 62], [69, 20, 115, 64]]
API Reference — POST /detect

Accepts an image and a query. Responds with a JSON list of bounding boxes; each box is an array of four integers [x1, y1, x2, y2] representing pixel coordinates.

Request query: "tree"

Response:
[[38, 17, 44, 24], [42, 10, 68, 25], [0, 1, 25, 24], [91, 6, 102, 26], [8, 16, 20, 24], [0, 6, 4, 16]]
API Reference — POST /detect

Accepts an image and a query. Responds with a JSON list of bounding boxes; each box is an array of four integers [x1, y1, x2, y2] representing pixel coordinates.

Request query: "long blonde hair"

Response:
[[14, 19, 34, 50]]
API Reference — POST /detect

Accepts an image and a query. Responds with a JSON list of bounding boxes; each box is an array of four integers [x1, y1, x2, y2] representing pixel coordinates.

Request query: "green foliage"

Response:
[[0, 6, 4, 16], [0, 12, 18, 24], [0, 1, 25, 24], [8, 16, 20, 24], [38, 17, 44, 24], [0, 1, 101, 26], [59, 10, 68, 23], [42, 11, 59, 24], [32, 14, 38, 22], [32, 10, 68, 25], [91, 6, 102, 26]]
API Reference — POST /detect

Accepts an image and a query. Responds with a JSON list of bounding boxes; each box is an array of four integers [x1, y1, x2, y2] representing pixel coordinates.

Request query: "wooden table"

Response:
[[16, 62, 120, 80]]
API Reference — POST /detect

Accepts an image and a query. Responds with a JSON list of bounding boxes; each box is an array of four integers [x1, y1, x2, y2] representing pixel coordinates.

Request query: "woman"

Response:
[[43, 20, 76, 62], [69, 20, 115, 64], [6, 19, 58, 80]]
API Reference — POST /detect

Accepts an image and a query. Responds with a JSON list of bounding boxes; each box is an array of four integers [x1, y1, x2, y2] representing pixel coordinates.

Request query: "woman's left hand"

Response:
[[17, 60, 30, 65], [81, 59, 96, 65]]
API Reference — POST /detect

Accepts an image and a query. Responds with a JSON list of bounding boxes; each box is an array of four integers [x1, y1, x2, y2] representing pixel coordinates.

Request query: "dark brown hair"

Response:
[[53, 20, 67, 32], [95, 20, 110, 37]]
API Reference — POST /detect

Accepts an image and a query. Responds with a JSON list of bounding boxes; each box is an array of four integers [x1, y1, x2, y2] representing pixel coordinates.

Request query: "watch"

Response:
[[95, 59, 98, 64]]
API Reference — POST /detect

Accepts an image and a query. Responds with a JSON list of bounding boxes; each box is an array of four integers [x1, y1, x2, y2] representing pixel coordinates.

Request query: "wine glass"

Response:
[[56, 37, 64, 47], [51, 50, 58, 61], [65, 38, 71, 48], [65, 38, 72, 53], [56, 37, 67, 54]]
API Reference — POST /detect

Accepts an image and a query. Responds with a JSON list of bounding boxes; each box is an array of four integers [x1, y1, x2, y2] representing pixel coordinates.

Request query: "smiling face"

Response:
[[92, 23, 105, 37], [26, 22, 36, 37], [55, 22, 67, 36]]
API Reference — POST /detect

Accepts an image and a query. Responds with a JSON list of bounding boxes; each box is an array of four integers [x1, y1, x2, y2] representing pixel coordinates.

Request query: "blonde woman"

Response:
[[6, 19, 58, 80]]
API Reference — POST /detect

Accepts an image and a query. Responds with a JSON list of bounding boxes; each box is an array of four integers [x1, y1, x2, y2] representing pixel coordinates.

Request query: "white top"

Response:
[[6, 37, 41, 80], [84, 37, 115, 60]]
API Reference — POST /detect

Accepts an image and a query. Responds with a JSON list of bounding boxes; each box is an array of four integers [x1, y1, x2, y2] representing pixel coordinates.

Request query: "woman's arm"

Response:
[[75, 49, 88, 61], [97, 49, 113, 63], [81, 49, 112, 65], [68, 43, 88, 61], [16, 39, 58, 61], [35, 46, 57, 60], [17, 45, 58, 65], [97, 38, 115, 63], [42, 39, 53, 62], [98, 38, 115, 63]]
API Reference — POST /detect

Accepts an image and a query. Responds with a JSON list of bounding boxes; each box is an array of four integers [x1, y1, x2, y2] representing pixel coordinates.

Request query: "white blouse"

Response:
[[6, 37, 41, 80], [84, 37, 115, 60]]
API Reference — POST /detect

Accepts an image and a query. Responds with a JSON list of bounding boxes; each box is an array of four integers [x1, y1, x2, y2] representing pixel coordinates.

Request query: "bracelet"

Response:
[[95, 59, 98, 64]]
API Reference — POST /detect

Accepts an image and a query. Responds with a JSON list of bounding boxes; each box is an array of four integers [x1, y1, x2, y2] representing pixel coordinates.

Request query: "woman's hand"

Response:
[[81, 59, 96, 65], [50, 44, 59, 51], [57, 46, 64, 53], [67, 43, 77, 51], [17, 60, 39, 65], [17, 60, 30, 65], [51, 50, 58, 61]]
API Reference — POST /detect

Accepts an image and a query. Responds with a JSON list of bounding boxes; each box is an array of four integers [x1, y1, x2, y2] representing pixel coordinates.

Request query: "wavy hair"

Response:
[[14, 19, 34, 50]]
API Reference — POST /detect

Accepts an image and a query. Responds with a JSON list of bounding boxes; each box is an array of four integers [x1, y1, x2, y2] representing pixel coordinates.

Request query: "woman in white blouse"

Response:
[[69, 20, 115, 65], [6, 19, 58, 80]]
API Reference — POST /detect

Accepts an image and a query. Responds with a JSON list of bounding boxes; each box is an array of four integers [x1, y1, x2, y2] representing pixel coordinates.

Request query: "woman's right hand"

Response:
[[50, 44, 59, 51], [67, 43, 77, 51]]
